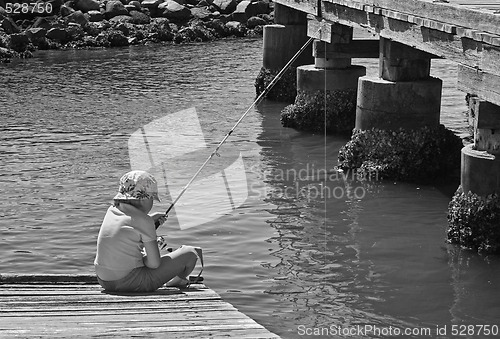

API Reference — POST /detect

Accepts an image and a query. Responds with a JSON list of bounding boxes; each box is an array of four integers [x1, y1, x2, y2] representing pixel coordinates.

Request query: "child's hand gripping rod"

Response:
[[156, 36, 315, 228]]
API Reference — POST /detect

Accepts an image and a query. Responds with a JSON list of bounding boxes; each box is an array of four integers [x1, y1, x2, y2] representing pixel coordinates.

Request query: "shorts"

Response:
[[97, 266, 164, 293]]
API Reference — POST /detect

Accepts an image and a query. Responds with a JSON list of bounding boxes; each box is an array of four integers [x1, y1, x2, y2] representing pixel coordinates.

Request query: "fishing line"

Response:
[[323, 40, 328, 285], [160, 35, 317, 220]]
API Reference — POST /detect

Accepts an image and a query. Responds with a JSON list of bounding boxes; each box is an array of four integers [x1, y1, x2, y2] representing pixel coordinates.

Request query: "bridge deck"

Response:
[[450, 0, 500, 12], [0, 274, 279, 339], [276, 0, 500, 105]]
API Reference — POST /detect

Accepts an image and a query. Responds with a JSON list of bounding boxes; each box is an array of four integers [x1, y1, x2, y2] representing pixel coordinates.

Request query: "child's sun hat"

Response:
[[114, 170, 160, 202]]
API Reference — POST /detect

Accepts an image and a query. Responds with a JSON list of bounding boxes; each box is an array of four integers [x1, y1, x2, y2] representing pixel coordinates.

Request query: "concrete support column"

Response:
[[447, 97, 500, 254], [356, 38, 442, 131], [255, 3, 313, 102], [461, 97, 500, 196], [281, 23, 367, 134], [338, 37, 463, 183], [297, 39, 366, 93]]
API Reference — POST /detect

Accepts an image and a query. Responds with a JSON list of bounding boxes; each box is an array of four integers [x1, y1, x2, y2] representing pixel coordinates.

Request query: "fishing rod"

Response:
[[159, 36, 316, 224]]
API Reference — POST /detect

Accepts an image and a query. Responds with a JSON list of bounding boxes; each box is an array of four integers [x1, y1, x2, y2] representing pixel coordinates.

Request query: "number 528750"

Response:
[[5, 2, 53, 14]]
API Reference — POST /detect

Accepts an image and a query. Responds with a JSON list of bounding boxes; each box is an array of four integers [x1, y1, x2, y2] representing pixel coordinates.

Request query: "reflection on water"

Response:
[[1, 39, 500, 339]]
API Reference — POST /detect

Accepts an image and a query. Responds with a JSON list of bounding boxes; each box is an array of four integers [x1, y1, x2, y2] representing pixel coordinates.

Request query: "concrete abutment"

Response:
[[281, 24, 368, 134], [448, 97, 500, 254], [254, 3, 313, 102], [338, 37, 462, 182]]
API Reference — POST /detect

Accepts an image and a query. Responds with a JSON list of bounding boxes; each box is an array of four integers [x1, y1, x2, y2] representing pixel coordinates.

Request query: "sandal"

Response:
[[165, 276, 190, 288]]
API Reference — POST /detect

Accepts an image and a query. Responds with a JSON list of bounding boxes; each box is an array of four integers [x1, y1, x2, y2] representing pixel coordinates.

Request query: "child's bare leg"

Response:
[[152, 245, 198, 285]]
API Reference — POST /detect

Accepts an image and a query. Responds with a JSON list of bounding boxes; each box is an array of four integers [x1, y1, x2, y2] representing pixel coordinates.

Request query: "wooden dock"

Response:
[[0, 274, 280, 338]]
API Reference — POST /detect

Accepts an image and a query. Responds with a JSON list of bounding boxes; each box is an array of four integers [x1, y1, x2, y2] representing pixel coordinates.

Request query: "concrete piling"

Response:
[[281, 24, 367, 134], [255, 3, 313, 102], [448, 97, 500, 254], [338, 38, 463, 182]]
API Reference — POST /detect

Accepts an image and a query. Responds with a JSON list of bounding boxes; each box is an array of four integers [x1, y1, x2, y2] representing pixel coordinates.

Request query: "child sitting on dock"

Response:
[[94, 170, 199, 292]]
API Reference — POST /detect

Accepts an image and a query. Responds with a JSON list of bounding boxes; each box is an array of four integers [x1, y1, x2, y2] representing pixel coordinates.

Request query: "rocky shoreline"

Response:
[[0, 0, 274, 62]]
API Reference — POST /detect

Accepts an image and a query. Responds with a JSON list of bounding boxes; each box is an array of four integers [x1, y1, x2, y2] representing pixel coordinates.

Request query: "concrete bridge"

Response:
[[258, 0, 500, 253]]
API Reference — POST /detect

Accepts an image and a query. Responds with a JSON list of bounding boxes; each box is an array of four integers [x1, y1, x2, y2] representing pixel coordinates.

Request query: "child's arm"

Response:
[[150, 212, 168, 229], [142, 240, 161, 269]]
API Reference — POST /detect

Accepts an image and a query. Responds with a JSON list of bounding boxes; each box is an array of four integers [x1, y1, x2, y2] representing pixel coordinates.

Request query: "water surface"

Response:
[[1, 38, 499, 338]]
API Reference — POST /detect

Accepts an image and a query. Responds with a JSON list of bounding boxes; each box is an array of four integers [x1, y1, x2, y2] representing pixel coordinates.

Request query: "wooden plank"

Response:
[[0, 286, 215, 296], [307, 16, 333, 42], [481, 45, 500, 75], [0, 274, 98, 284], [1, 304, 237, 314], [1, 295, 222, 305], [332, 0, 500, 36], [472, 99, 500, 129], [313, 39, 379, 58], [0, 328, 279, 339], [458, 64, 500, 106], [274, 0, 317, 16], [321, 2, 483, 67], [0, 275, 281, 338], [1, 309, 246, 318]]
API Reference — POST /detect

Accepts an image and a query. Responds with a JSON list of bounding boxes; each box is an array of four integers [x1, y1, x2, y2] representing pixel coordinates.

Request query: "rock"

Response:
[[259, 13, 272, 23], [148, 18, 174, 41], [232, 0, 250, 22], [9, 33, 29, 52], [32, 17, 53, 30], [84, 22, 104, 36], [212, 0, 236, 14], [249, 0, 269, 16], [109, 15, 134, 23], [107, 29, 128, 46], [0, 46, 15, 63], [141, 0, 163, 7], [124, 4, 136, 12], [246, 15, 265, 28], [105, 0, 129, 20], [25, 27, 47, 41], [141, 0, 163, 16], [66, 10, 89, 26], [233, 0, 268, 22], [47, 0, 64, 12], [129, 1, 141, 10], [66, 22, 85, 40], [205, 18, 227, 37], [0, 28, 9, 47], [168, 22, 178, 33], [1, 18, 21, 34], [75, 0, 100, 12], [60, 4, 76, 17], [87, 10, 104, 22], [174, 22, 212, 42], [25, 28, 49, 49], [158, 0, 192, 21], [46, 27, 68, 42], [225, 20, 245, 36], [129, 10, 150, 24], [190, 7, 211, 21], [115, 22, 133, 36]]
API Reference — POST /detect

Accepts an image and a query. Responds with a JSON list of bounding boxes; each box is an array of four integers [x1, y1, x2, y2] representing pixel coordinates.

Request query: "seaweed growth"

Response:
[[280, 89, 357, 135], [337, 125, 463, 183], [254, 67, 297, 103], [448, 186, 500, 254]]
